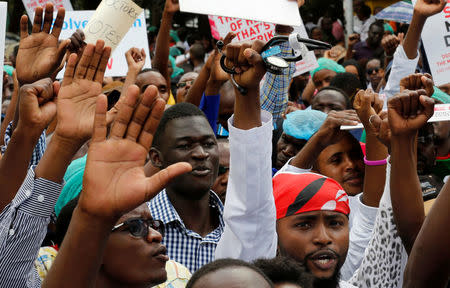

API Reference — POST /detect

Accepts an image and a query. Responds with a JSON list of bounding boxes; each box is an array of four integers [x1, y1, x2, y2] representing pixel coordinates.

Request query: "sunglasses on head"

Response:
[[177, 80, 194, 88], [112, 218, 165, 238], [367, 68, 380, 75]]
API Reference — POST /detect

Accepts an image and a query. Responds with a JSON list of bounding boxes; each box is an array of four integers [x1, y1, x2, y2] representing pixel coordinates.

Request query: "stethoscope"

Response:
[[217, 33, 331, 94]]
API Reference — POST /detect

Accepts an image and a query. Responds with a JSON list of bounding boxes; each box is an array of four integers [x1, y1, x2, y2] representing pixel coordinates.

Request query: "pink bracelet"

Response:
[[364, 156, 388, 166]]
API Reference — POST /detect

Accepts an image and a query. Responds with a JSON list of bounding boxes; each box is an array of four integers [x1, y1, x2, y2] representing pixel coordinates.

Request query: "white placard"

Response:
[[412, 0, 450, 86], [208, 15, 318, 76], [84, 0, 143, 53], [57, 10, 151, 78], [22, 0, 73, 21], [181, 0, 302, 26], [340, 104, 450, 130], [0, 1, 7, 126]]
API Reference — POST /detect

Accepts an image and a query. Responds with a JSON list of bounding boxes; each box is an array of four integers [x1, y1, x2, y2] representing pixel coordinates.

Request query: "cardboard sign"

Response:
[[84, 0, 143, 52], [57, 10, 151, 78], [181, 0, 301, 26], [208, 15, 318, 76], [22, 0, 73, 21], [412, 0, 450, 86], [0, 2, 7, 126], [341, 104, 450, 130]]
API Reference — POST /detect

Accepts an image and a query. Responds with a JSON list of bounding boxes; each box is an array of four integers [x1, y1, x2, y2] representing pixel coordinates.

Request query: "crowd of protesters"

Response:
[[0, 0, 449, 287]]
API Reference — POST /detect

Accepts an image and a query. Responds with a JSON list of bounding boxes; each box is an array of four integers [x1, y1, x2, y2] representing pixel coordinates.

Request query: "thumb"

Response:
[[39, 101, 57, 126], [419, 95, 435, 119], [369, 114, 382, 134], [57, 39, 71, 64], [421, 75, 434, 96], [243, 48, 263, 68]]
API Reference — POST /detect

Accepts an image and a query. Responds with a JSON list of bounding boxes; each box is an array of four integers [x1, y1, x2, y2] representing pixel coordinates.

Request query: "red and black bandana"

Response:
[[273, 172, 350, 220]]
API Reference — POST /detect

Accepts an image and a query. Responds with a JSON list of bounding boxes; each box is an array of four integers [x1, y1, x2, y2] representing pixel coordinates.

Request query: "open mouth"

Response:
[[309, 251, 338, 271]]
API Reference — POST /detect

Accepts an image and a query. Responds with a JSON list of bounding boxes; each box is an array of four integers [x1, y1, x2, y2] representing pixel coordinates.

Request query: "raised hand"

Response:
[[388, 90, 435, 137], [399, 73, 434, 96], [79, 85, 192, 220], [314, 110, 360, 146], [224, 40, 266, 89], [209, 32, 236, 85], [353, 89, 384, 136], [164, 0, 180, 14], [17, 78, 58, 136], [381, 33, 403, 57], [55, 40, 111, 143], [348, 33, 360, 48], [16, 3, 70, 85], [125, 47, 146, 74], [414, 0, 446, 18]]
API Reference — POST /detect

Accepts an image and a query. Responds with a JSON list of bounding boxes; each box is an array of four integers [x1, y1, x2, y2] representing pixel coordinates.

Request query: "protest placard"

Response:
[[83, 0, 143, 53], [412, 0, 450, 86], [181, 0, 301, 26], [22, 0, 73, 21], [208, 15, 318, 76], [0, 1, 7, 125], [56, 10, 151, 78]]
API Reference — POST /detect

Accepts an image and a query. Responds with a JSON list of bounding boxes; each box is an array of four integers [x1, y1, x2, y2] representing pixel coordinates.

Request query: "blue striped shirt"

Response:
[[0, 167, 63, 288], [148, 189, 224, 273]]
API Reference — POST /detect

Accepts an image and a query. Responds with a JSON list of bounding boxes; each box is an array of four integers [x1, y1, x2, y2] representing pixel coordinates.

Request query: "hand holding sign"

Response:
[[125, 48, 146, 75], [16, 3, 70, 85], [83, 0, 143, 52], [414, 0, 446, 18]]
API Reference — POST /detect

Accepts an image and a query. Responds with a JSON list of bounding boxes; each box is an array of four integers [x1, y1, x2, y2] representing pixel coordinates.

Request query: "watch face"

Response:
[[266, 56, 289, 68]]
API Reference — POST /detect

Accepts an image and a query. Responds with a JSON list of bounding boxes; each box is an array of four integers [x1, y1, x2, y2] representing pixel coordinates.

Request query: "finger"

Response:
[[56, 39, 71, 67], [37, 78, 56, 104], [75, 44, 95, 79], [414, 74, 422, 90], [141, 48, 146, 59], [419, 95, 435, 119], [143, 162, 192, 202], [421, 75, 434, 96], [86, 40, 105, 80], [401, 92, 411, 118], [398, 32, 404, 44], [94, 46, 111, 84], [92, 94, 109, 143], [62, 53, 78, 85], [410, 89, 420, 118], [51, 8, 66, 38], [42, 3, 54, 33], [53, 81, 60, 97], [353, 90, 364, 109], [223, 32, 236, 46], [40, 100, 57, 125], [32, 6, 44, 34], [369, 114, 382, 133], [243, 48, 264, 69], [125, 86, 158, 142], [20, 15, 29, 39], [373, 93, 384, 113], [139, 95, 165, 149], [110, 85, 139, 139], [388, 95, 403, 118]]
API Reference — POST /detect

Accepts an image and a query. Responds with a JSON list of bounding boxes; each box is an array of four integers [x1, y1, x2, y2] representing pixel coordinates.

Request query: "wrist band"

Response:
[[364, 156, 388, 166]]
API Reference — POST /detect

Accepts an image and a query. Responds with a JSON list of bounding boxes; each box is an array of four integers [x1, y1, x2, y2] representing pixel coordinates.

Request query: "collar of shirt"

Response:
[[149, 189, 225, 237]]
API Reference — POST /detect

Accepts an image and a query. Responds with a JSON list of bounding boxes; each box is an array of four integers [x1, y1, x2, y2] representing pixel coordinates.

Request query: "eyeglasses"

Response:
[[367, 68, 380, 75], [177, 80, 194, 88], [112, 218, 165, 238], [218, 165, 229, 175]]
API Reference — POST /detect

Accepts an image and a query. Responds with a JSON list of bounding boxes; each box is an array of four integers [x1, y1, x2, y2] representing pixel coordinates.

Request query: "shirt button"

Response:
[[37, 195, 45, 202], [25, 190, 31, 197], [9, 229, 15, 236]]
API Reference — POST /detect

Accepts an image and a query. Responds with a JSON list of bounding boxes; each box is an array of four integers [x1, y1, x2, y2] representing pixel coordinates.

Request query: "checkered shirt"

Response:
[[260, 41, 296, 123], [0, 121, 46, 166], [148, 189, 224, 273]]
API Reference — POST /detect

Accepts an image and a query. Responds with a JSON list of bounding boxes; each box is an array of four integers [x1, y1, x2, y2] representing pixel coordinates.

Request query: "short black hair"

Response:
[[186, 258, 274, 288], [342, 59, 367, 89], [330, 72, 362, 107], [360, 4, 372, 18], [369, 20, 385, 32], [253, 257, 314, 288], [315, 85, 351, 109], [152, 103, 209, 148]]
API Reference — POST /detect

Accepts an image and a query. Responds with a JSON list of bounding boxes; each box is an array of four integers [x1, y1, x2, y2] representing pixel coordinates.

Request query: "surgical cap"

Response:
[[311, 58, 346, 79], [283, 109, 327, 141]]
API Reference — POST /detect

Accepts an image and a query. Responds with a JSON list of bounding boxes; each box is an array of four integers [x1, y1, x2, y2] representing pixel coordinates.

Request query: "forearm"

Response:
[[390, 135, 424, 254], [0, 126, 40, 210], [185, 62, 211, 106], [403, 181, 450, 288], [233, 88, 261, 130], [35, 133, 82, 183], [403, 13, 426, 59], [291, 134, 325, 169], [153, 11, 174, 85], [345, 46, 355, 61], [361, 135, 388, 207], [205, 80, 223, 96], [0, 85, 19, 145], [43, 208, 114, 288]]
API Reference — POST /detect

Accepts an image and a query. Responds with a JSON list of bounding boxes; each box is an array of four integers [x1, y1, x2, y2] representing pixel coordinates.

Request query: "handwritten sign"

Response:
[[22, 0, 73, 21], [56, 10, 151, 78], [0, 2, 7, 125], [181, 0, 301, 26], [84, 0, 143, 52], [341, 104, 450, 130], [412, 0, 450, 86]]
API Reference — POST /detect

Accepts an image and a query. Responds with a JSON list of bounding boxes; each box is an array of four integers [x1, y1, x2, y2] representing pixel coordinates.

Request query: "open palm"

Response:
[[81, 86, 192, 220], [16, 4, 69, 84]]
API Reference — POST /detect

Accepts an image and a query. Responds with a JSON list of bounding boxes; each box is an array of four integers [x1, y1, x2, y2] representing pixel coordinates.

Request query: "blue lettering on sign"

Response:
[[61, 16, 142, 30]]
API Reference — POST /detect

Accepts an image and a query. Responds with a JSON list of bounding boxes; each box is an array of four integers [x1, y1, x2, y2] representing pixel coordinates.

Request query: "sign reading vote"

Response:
[[57, 10, 151, 77], [84, 0, 143, 52]]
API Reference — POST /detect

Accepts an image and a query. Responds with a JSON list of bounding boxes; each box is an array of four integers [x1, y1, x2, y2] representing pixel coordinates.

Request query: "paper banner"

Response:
[[181, 0, 301, 26], [83, 0, 143, 53], [57, 10, 151, 78], [22, 0, 73, 21]]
